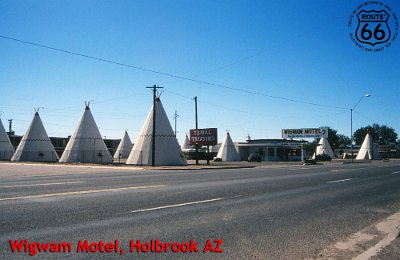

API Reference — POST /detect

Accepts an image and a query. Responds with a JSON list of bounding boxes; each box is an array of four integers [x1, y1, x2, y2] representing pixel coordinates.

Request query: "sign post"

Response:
[[190, 128, 218, 164]]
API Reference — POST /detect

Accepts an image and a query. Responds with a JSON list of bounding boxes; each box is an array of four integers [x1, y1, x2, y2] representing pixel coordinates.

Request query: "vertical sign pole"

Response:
[[207, 145, 210, 165]]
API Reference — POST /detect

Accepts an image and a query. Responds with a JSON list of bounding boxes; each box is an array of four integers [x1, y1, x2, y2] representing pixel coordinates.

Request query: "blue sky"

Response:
[[1, 0, 399, 144]]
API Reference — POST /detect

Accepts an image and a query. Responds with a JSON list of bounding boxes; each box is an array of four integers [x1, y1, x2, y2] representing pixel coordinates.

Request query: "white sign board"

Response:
[[282, 128, 328, 139]]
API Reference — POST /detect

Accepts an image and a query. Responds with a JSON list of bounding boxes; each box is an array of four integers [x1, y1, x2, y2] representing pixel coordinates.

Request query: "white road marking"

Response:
[[0, 181, 84, 188], [326, 178, 352, 184], [331, 167, 370, 172], [130, 198, 224, 213], [289, 168, 312, 171], [0, 162, 144, 170], [353, 212, 400, 260], [0, 185, 165, 201], [390, 171, 400, 175]]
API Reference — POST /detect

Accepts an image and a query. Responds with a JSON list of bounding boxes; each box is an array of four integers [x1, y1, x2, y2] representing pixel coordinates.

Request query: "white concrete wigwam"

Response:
[[181, 134, 193, 152], [216, 131, 241, 161], [0, 117, 15, 160], [113, 130, 133, 160], [314, 137, 335, 159], [11, 110, 59, 162], [356, 133, 380, 160], [126, 97, 187, 166], [59, 102, 112, 164]]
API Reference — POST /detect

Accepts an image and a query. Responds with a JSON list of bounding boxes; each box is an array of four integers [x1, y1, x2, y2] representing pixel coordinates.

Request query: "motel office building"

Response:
[[237, 139, 305, 161]]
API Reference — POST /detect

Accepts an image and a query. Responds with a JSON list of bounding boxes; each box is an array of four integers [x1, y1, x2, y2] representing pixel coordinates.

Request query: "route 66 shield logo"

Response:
[[356, 10, 391, 46]]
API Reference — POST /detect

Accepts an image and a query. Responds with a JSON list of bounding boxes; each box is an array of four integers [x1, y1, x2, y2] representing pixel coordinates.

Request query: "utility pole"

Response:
[[194, 96, 199, 165], [8, 119, 13, 134], [146, 85, 164, 166], [173, 110, 179, 137]]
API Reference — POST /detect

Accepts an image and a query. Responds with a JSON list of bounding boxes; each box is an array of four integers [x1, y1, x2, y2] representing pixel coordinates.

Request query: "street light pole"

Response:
[[350, 94, 371, 163], [350, 108, 353, 163]]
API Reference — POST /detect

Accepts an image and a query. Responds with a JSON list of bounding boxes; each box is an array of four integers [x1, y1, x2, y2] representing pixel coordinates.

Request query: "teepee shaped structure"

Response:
[[216, 132, 241, 161], [113, 131, 133, 160], [181, 134, 193, 151], [0, 118, 15, 160], [59, 103, 112, 163], [356, 133, 380, 160], [314, 137, 335, 159], [126, 97, 187, 166], [11, 111, 58, 162]]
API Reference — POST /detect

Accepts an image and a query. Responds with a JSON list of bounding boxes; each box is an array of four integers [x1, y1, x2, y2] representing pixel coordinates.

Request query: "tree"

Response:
[[319, 127, 351, 150], [353, 124, 398, 145], [303, 128, 351, 157], [336, 134, 352, 149]]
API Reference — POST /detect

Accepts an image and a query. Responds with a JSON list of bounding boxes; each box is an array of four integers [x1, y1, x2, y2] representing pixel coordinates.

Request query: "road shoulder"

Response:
[[307, 212, 400, 259]]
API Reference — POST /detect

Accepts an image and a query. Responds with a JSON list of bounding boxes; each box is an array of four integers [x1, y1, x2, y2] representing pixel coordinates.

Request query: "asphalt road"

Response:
[[0, 161, 399, 259]]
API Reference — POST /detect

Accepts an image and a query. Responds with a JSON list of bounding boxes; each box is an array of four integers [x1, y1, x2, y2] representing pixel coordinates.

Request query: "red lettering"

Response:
[[104, 242, 113, 252], [37, 242, 49, 253], [89, 242, 98, 252], [181, 242, 189, 252], [130, 240, 141, 252], [171, 242, 181, 252], [203, 240, 214, 252], [164, 241, 170, 252], [141, 242, 150, 252], [203, 239, 223, 253], [76, 240, 89, 252], [190, 240, 199, 252], [155, 240, 164, 252], [213, 239, 223, 253], [76, 240, 100, 253], [129, 239, 199, 253], [9, 240, 25, 253]]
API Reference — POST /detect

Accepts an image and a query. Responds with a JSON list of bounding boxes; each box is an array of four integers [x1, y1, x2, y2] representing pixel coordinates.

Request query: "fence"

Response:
[[11, 151, 59, 162], [60, 150, 112, 164], [0, 151, 14, 161]]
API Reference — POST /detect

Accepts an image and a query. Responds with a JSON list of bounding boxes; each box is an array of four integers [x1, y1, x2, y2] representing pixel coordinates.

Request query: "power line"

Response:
[[165, 89, 348, 120], [1, 34, 348, 110]]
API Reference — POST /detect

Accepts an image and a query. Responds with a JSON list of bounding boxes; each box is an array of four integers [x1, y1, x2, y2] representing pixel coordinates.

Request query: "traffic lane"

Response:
[[2, 182, 400, 259], [0, 164, 391, 222], [1, 164, 399, 236], [0, 163, 398, 220], [1, 169, 400, 259], [0, 161, 398, 199], [0, 160, 398, 187]]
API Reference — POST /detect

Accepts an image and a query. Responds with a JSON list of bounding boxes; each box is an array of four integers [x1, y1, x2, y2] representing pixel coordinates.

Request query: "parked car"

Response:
[[248, 153, 261, 162], [314, 154, 332, 161]]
